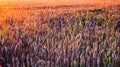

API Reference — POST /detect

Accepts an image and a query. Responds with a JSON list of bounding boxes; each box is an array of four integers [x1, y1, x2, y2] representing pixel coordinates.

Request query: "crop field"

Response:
[[0, 3, 120, 67]]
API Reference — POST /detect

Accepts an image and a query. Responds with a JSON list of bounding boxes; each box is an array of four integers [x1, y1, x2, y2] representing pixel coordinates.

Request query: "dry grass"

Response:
[[0, 4, 120, 67]]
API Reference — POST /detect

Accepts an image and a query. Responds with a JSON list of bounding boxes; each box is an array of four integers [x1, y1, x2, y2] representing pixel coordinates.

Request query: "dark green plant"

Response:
[[74, 59, 77, 67], [47, 28, 51, 37], [80, 62, 82, 67], [98, 16, 103, 26], [77, 19, 81, 33], [105, 55, 111, 67]]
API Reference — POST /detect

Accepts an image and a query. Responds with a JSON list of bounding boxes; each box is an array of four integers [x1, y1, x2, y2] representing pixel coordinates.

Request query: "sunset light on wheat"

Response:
[[0, 0, 120, 67]]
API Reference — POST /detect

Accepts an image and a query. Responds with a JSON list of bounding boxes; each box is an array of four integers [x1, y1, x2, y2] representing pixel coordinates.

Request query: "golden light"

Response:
[[0, 0, 119, 4], [0, 0, 119, 6]]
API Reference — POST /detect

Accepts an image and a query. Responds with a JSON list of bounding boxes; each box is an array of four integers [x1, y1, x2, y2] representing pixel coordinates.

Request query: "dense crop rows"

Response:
[[0, 5, 120, 67]]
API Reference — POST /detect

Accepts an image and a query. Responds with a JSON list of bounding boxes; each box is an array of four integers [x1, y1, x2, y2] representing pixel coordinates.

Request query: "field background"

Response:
[[0, 0, 120, 67]]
